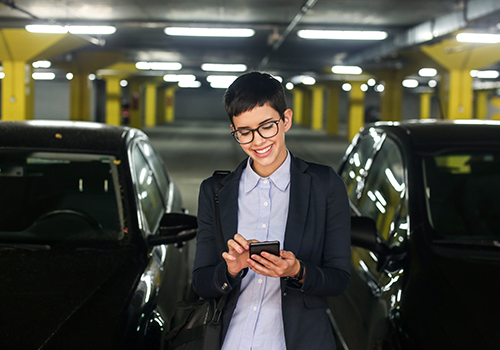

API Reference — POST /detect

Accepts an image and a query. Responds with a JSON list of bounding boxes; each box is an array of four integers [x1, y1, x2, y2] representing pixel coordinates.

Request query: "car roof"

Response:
[[0, 120, 146, 155], [366, 119, 500, 152]]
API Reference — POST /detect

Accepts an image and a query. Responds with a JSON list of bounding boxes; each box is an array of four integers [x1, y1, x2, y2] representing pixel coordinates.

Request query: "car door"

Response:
[[329, 131, 409, 350]]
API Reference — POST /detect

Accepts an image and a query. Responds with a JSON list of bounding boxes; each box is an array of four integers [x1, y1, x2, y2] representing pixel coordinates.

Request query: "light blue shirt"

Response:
[[221, 152, 291, 350]]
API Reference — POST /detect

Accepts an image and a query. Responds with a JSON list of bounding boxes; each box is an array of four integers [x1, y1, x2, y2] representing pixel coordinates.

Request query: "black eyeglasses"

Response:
[[231, 119, 281, 144]]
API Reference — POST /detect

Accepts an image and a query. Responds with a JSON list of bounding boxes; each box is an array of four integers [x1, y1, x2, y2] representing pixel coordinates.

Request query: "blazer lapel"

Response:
[[284, 155, 310, 254]]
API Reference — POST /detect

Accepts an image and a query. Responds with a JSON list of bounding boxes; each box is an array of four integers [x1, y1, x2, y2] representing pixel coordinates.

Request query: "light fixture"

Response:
[[456, 33, 500, 44], [32, 60, 51, 68], [361, 84, 368, 92], [298, 29, 387, 40], [32, 72, 56, 80], [286, 82, 294, 90], [206, 75, 238, 89], [367, 78, 376, 86], [178, 80, 202, 88], [165, 27, 254, 37], [375, 84, 385, 92], [136, 62, 182, 70], [419, 68, 437, 77], [66, 73, 74, 80], [402, 79, 419, 88], [428, 80, 437, 88], [332, 65, 363, 75], [0, 72, 5, 80], [89, 74, 96, 81], [26, 25, 116, 35], [290, 75, 316, 85], [342, 83, 352, 92], [163, 74, 196, 82], [470, 70, 499, 79], [120, 80, 128, 87], [201, 63, 247, 72]]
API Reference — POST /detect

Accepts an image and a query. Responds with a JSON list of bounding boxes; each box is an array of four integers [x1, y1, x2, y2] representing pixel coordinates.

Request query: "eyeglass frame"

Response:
[[230, 117, 283, 144]]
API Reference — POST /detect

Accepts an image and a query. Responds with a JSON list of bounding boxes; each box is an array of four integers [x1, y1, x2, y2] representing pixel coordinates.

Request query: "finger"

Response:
[[222, 252, 236, 262], [261, 251, 282, 264], [227, 239, 245, 254], [279, 249, 296, 261], [233, 234, 250, 249]]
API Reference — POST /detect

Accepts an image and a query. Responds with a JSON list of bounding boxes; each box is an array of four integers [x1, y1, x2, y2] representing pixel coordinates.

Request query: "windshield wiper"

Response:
[[0, 243, 51, 251]]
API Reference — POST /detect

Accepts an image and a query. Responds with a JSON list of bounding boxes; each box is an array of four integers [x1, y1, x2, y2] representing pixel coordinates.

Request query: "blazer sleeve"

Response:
[[192, 177, 242, 299], [295, 166, 351, 297]]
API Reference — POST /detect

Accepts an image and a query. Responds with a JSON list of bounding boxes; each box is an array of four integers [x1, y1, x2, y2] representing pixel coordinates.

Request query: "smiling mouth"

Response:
[[254, 145, 272, 154]]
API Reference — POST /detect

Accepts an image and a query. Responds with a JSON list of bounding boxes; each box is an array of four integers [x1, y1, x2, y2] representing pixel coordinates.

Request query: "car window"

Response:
[[341, 130, 385, 208], [131, 145, 165, 234], [357, 137, 405, 240], [138, 140, 170, 199], [423, 153, 500, 239], [0, 151, 124, 243]]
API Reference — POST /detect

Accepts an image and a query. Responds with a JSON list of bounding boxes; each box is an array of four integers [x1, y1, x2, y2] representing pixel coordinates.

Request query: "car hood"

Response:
[[402, 243, 500, 349], [0, 245, 142, 350]]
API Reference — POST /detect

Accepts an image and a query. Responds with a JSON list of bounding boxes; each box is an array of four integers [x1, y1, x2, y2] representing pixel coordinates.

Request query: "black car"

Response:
[[0, 120, 197, 349], [329, 120, 500, 350]]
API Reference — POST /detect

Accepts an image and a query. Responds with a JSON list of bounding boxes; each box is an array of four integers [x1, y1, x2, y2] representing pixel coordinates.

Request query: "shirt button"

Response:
[[264, 201, 268, 206], [263, 179, 268, 184], [258, 279, 263, 284], [253, 306, 257, 311], [222, 283, 228, 291], [262, 224, 267, 229]]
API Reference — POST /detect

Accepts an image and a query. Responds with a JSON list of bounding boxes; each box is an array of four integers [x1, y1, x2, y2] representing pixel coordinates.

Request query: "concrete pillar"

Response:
[[311, 85, 324, 131], [128, 80, 142, 129], [475, 90, 489, 120], [439, 69, 473, 119], [348, 82, 366, 141], [104, 76, 122, 126], [144, 82, 158, 127], [420, 92, 433, 119], [302, 89, 312, 127], [292, 89, 304, 125], [1, 61, 34, 121], [326, 85, 340, 136], [165, 86, 177, 123], [380, 77, 403, 121]]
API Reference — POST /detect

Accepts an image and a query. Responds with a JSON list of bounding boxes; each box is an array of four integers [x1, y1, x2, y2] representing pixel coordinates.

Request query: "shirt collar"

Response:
[[243, 151, 291, 193]]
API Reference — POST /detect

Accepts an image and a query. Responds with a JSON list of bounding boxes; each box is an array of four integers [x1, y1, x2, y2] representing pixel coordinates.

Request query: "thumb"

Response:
[[280, 249, 295, 260]]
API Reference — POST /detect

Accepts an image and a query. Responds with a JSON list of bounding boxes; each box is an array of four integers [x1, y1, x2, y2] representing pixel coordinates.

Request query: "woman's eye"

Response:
[[261, 124, 274, 130], [239, 130, 251, 136]]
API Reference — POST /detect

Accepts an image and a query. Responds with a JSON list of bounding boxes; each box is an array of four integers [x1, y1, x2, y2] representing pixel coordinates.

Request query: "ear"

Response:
[[230, 124, 235, 131], [283, 109, 293, 132]]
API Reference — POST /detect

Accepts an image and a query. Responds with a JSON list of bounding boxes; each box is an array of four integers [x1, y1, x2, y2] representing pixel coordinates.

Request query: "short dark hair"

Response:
[[224, 72, 287, 123]]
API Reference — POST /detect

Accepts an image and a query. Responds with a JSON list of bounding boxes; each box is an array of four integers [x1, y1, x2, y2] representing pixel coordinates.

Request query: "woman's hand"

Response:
[[222, 234, 257, 277], [248, 249, 302, 279]]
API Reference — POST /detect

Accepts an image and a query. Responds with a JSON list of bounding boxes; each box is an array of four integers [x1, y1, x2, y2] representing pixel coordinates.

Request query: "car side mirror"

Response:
[[351, 216, 390, 256], [147, 213, 197, 246]]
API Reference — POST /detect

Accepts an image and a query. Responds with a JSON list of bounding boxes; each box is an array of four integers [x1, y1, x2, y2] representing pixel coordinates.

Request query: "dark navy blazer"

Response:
[[193, 154, 351, 350]]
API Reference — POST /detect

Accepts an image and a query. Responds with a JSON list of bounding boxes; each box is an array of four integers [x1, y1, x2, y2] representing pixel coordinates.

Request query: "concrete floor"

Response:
[[145, 120, 350, 215]]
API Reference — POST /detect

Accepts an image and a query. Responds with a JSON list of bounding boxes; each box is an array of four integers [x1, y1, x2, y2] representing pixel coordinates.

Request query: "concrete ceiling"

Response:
[[1, 0, 500, 81]]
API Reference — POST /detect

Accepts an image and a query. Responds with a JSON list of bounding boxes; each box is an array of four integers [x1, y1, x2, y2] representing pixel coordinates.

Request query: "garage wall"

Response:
[[34, 80, 70, 120]]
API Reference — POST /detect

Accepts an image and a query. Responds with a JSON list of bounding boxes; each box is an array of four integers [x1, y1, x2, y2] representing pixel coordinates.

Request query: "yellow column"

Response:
[[311, 85, 324, 131], [348, 82, 366, 141], [326, 85, 340, 135], [292, 89, 304, 125], [420, 92, 432, 119], [439, 69, 472, 119], [104, 76, 122, 126], [165, 86, 177, 123], [1, 61, 34, 121], [302, 89, 312, 127], [69, 73, 92, 121], [144, 82, 158, 127], [475, 90, 489, 120], [380, 77, 403, 121], [491, 97, 500, 120], [128, 80, 142, 129]]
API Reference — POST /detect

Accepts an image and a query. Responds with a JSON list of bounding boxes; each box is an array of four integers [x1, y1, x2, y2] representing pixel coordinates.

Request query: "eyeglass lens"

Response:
[[234, 120, 279, 144]]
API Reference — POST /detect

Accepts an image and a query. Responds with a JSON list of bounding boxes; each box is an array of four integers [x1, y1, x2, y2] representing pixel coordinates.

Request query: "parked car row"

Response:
[[0, 120, 197, 349], [329, 120, 500, 350]]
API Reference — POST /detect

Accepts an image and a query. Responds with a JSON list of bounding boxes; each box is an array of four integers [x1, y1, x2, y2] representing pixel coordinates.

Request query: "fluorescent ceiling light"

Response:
[[298, 29, 387, 40], [32, 72, 56, 80], [178, 80, 201, 88], [361, 84, 368, 92], [26, 25, 67, 33], [206, 75, 237, 89], [375, 84, 385, 92], [120, 80, 128, 87], [201, 63, 247, 72], [32, 60, 51, 68], [419, 68, 437, 77], [25, 25, 116, 35], [163, 74, 196, 82], [165, 27, 255, 37], [136, 62, 182, 70], [470, 70, 499, 79], [428, 80, 437, 88], [68, 26, 116, 35], [0, 72, 5, 79], [285, 82, 294, 90], [456, 33, 500, 43], [66, 73, 74, 80], [367, 78, 376, 86], [342, 83, 352, 92], [332, 65, 363, 75], [402, 79, 419, 88]]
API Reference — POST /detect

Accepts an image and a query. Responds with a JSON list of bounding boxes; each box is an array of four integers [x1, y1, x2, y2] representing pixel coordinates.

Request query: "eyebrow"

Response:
[[236, 118, 275, 130]]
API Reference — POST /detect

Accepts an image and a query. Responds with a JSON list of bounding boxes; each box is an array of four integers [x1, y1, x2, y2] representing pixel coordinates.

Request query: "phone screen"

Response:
[[249, 241, 280, 260]]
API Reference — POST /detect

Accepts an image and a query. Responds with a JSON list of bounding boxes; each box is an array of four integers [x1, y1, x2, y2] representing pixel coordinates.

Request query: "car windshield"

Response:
[[0, 151, 124, 244], [423, 152, 500, 240]]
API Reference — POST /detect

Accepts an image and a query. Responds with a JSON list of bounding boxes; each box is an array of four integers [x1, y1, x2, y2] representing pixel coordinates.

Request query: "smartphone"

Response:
[[249, 241, 280, 261]]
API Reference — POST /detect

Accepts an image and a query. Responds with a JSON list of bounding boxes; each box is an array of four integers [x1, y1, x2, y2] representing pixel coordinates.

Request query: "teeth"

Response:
[[255, 145, 272, 154]]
